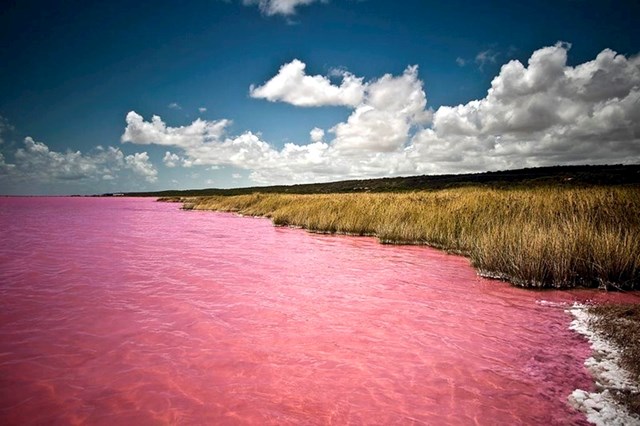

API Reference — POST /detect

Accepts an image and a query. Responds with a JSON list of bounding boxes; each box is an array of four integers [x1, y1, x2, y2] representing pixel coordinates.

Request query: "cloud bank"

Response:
[[0, 137, 157, 185], [122, 43, 640, 185], [417, 43, 640, 172]]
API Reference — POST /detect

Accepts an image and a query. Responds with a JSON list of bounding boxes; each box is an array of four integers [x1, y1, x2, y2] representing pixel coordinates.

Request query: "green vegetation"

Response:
[[588, 304, 640, 415], [168, 186, 640, 290]]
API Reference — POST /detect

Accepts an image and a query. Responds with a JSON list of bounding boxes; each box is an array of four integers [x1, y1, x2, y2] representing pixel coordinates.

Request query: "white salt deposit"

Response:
[[567, 304, 640, 426]]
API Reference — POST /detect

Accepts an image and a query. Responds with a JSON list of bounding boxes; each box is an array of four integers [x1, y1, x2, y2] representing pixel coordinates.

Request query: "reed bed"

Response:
[[178, 186, 640, 289]]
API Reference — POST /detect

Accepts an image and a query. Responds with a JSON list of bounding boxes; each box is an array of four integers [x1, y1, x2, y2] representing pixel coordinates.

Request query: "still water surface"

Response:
[[0, 197, 636, 425]]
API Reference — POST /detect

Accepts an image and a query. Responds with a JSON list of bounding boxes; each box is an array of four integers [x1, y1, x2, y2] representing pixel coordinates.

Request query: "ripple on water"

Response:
[[1, 197, 637, 425]]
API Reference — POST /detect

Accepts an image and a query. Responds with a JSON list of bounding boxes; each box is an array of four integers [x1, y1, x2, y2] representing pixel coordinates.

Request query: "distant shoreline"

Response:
[[127, 164, 640, 198]]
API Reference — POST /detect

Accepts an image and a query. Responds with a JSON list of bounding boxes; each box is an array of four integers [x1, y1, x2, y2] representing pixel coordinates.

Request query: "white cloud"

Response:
[[331, 65, 431, 154], [250, 60, 430, 152], [122, 43, 640, 185], [411, 42, 640, 173], [456, 57, 466, 67], [125, 152, 158, 182], [242, 0, 324, 16], [121, 111, 231, 148], [12, 137, 126, 181], [122, 63, 431, 183], [123, 112, 339, 182], [168, 102, 182, 110], [198, 107, 207, 113], [310, 127, 325, 143], [0, 137, 158, 185], [250, 59, 365, 107], [163, 151, 181, 168]]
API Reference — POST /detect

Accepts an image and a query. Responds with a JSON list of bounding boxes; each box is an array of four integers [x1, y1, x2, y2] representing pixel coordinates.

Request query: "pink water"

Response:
[[1, 197, 638, 425]]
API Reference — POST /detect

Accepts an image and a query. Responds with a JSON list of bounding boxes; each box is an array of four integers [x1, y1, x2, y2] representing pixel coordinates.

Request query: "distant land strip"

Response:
[[116, 164, 640, 197]]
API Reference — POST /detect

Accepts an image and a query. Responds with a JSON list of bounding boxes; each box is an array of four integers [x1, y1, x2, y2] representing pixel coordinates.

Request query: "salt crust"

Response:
[[567, 303, 640, 426]]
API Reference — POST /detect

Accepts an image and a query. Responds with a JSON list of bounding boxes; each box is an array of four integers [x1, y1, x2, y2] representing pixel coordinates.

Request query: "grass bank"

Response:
[[165, 186, 640, 290]]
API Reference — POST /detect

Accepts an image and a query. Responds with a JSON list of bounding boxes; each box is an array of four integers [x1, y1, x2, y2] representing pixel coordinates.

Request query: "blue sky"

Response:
[[1, 0, 639, 194]]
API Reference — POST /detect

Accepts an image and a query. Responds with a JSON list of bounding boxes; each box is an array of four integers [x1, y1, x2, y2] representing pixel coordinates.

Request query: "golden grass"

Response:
[[178, 186, 640, 289]]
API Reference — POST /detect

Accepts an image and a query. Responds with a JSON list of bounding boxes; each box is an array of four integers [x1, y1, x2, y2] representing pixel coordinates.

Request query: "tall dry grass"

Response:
[[178, 187, 640, 289]]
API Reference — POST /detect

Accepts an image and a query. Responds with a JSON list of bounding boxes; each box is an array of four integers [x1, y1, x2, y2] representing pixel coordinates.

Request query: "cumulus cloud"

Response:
[[125, 152, 158, 182], [168, 102, 182, 110], [331, 65, 431, 153], [250, 59, 365, 107], [198, 107, 207, 113], [123, 113, 335, 183], [121, 111, 231, 148], [0, 137, 158, 185], [242, 0, 325, 16], [310, 127, 325, 143], [413, 42, 640, 172], [122, 43, 640, 184], [12, 137, 126, 181], [163, 151, 197, 168], [163, 151, 181, 168], [122, 61, 431, 182], [250, 60, 430, 152]]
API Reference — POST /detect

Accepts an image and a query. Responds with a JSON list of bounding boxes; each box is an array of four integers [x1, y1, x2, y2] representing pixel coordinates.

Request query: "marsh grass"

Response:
[[177, 186, 640, 289]]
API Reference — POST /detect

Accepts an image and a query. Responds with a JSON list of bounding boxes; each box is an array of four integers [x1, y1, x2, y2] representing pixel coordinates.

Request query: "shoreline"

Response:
[[164, 187, 640, 290], [161, 190, 640, 422], [568, 305, 640, 425]]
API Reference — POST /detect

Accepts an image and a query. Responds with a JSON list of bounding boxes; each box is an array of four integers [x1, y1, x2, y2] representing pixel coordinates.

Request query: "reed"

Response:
[[177, 186, 640, 289]]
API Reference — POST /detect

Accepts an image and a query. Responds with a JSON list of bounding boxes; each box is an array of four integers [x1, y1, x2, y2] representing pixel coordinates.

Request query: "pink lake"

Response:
[[0, 197, 638, 425]]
